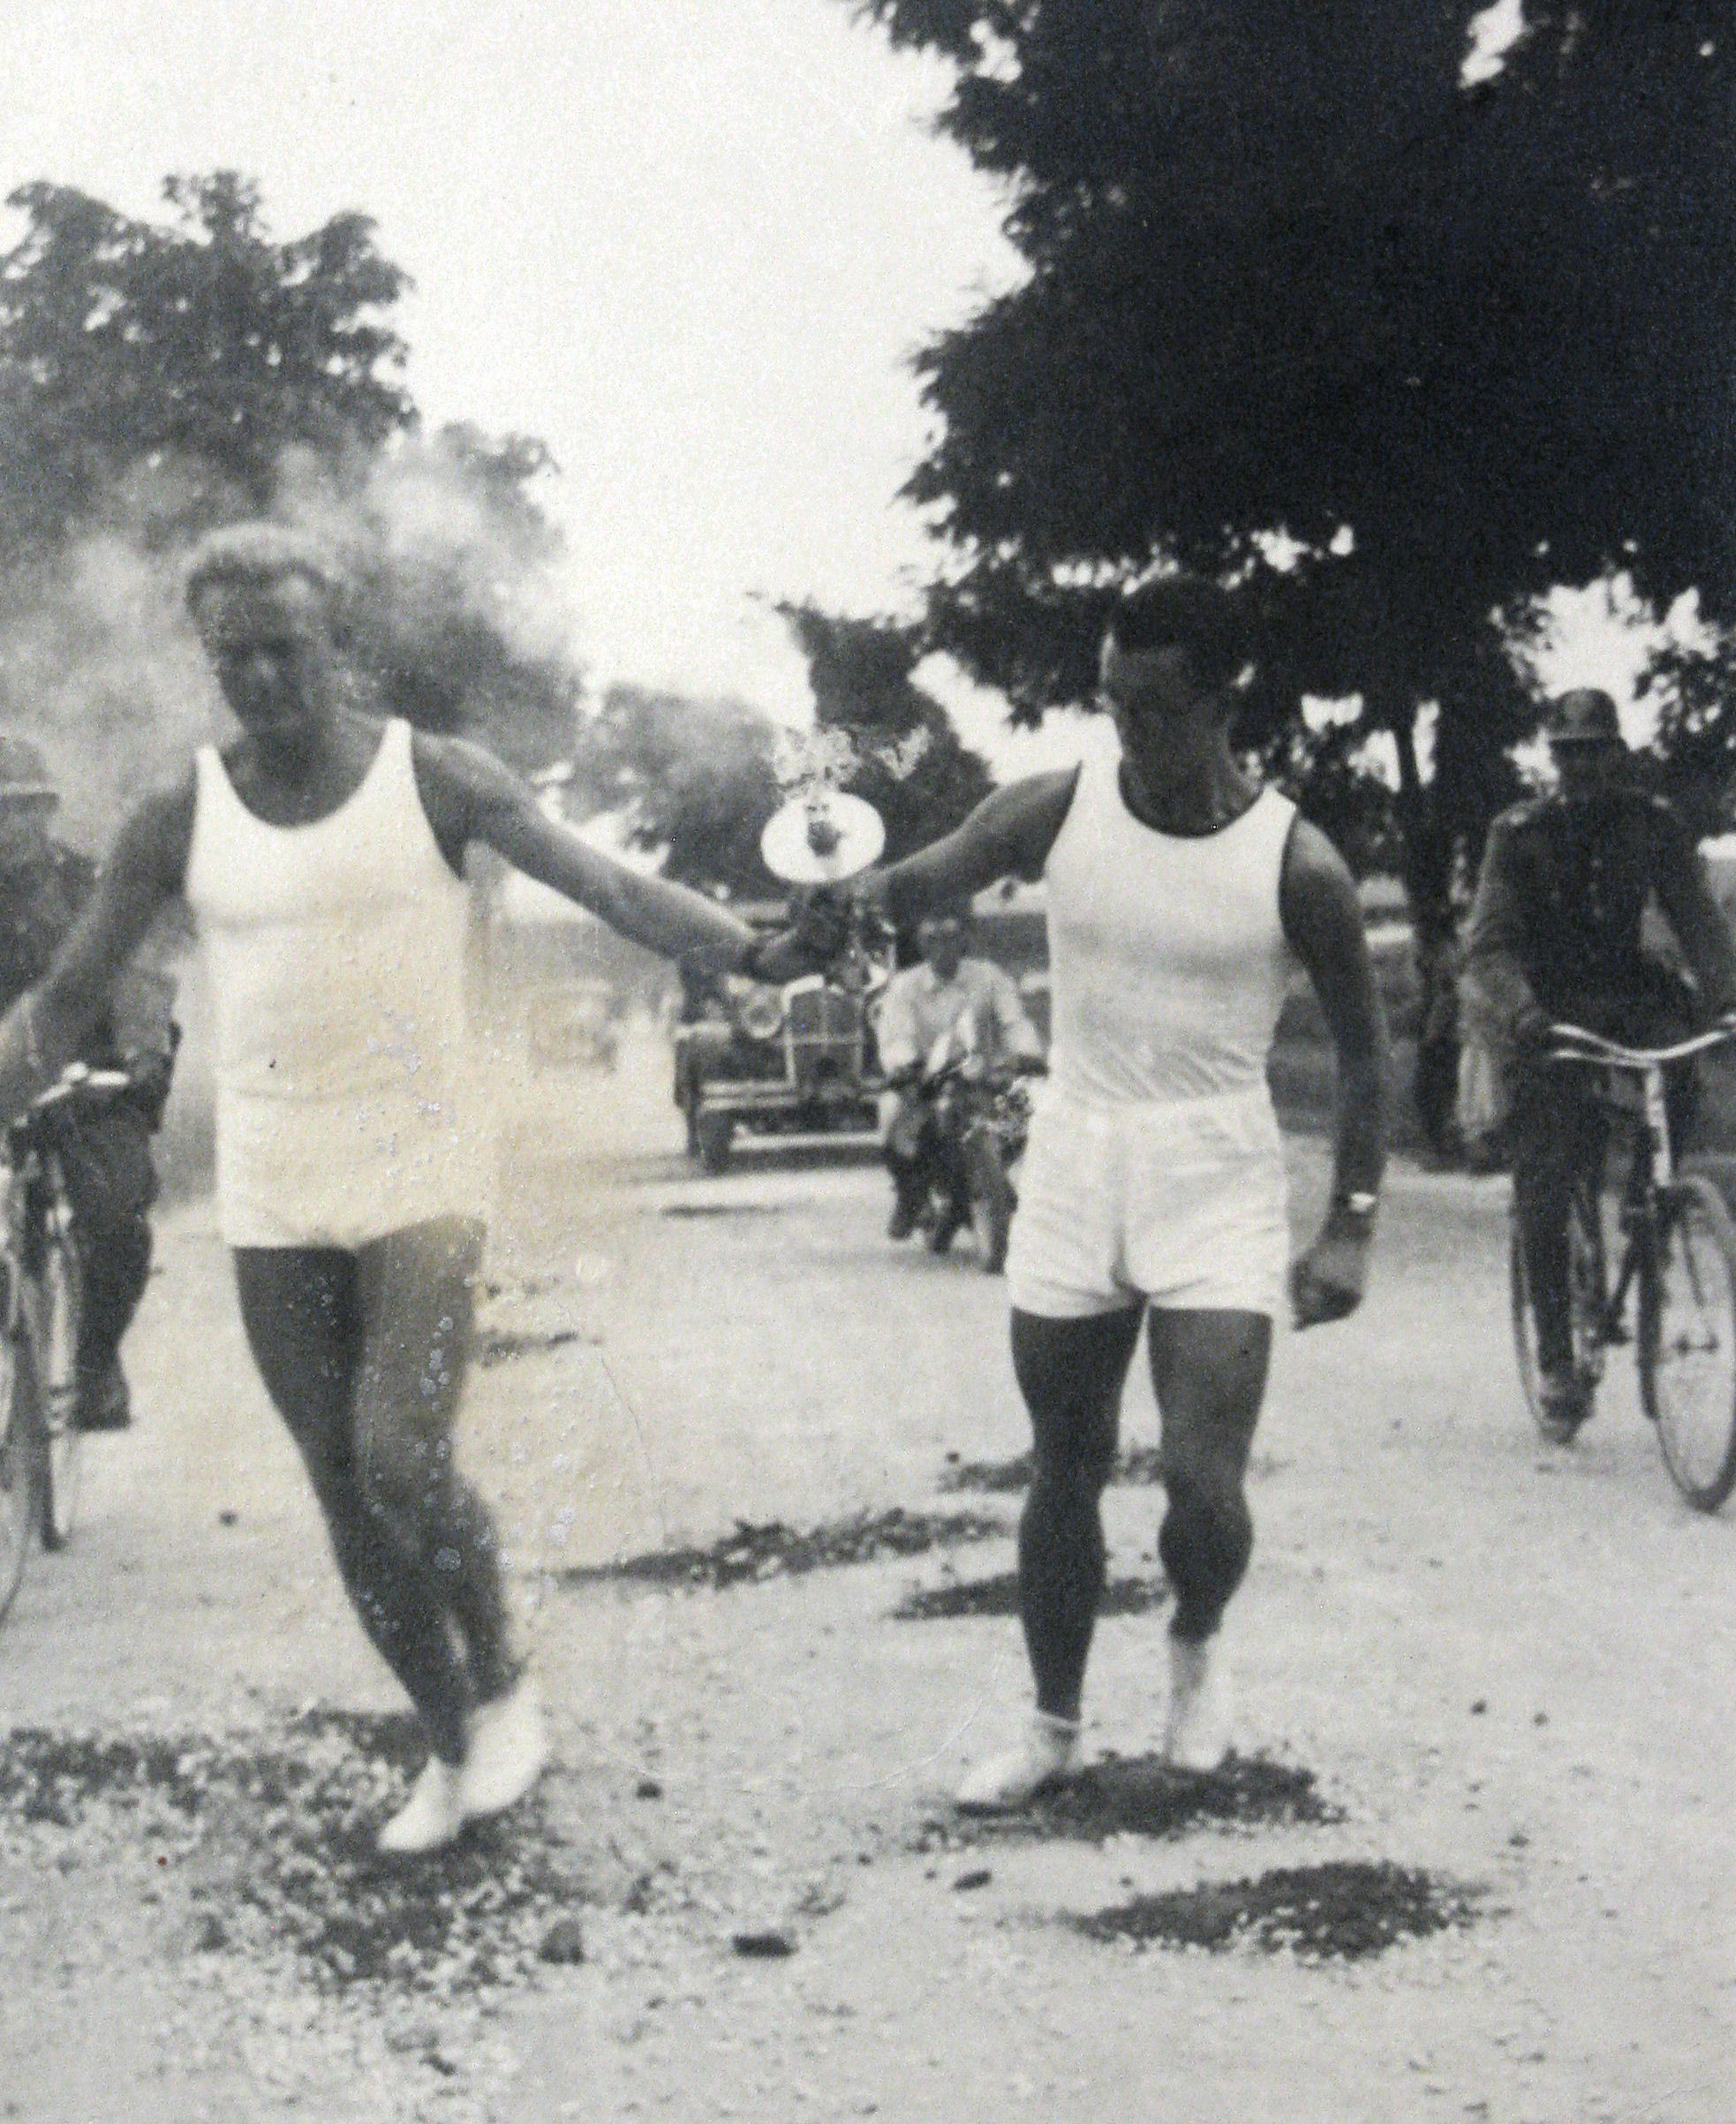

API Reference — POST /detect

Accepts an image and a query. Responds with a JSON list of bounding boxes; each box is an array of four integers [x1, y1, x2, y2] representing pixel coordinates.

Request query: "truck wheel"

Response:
[[696, 1109, 735, 1175]]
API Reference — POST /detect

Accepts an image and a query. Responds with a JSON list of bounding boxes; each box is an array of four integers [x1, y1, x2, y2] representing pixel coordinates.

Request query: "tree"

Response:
[[781, 604, 994, 865], [0, 174, 580, 802], [570, 684, 786, 901], [835, 2, 1736, 920], [0, 172, 412, 557]]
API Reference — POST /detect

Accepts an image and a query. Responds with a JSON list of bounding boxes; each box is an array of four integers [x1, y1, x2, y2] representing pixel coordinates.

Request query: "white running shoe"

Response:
[[1161, 1635, 1233, 1773], [378, 1757, 467, 1856], [461, 1671, 549, 1819], [956, 1712, 1082, 1812]]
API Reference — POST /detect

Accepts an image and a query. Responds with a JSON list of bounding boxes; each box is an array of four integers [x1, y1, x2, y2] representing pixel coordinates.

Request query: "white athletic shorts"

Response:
[[215, 1083, 495, 1251], [1005, 1085, 1290, 1319]]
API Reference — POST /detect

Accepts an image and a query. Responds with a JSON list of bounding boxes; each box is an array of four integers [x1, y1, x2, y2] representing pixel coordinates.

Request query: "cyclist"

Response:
[[877, 907, 1044, 1242], [0, 733, 169, 1432], [1461, 688, 1736, 1440]]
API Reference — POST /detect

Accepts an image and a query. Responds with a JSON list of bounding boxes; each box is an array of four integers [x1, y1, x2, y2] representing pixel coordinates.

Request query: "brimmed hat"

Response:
[[1545, 689, 1623, 746], [0, 733, 57, 803]]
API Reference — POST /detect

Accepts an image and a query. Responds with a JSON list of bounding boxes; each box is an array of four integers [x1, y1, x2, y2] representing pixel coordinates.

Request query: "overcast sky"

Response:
[[0, 2, 1666, 785]]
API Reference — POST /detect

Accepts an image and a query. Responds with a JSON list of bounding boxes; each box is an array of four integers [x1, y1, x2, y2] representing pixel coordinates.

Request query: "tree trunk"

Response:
[[1386, 700, 1461, 1158]]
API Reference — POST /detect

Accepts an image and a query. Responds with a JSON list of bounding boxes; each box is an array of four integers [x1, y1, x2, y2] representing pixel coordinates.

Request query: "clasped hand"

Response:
[[1287, 1221, 1371, 1331]]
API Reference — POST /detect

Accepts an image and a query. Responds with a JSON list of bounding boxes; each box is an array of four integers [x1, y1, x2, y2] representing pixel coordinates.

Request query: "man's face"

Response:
[[0, 796, 54, 870], [1551, 739, 1623, 806], [918, 917, 966, 980], [191, 573, 333, 743], [1098, 636, 1208, 752]]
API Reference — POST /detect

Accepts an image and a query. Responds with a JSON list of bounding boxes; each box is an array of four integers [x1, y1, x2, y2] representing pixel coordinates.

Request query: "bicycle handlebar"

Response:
[[1544, 1020, 1736, 1070]]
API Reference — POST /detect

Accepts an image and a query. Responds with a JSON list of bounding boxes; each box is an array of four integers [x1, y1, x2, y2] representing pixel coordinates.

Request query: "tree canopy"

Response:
[[571, 684, 786, 901], [0, 173, 577, 795], [782, 605, 994, 865], [840, 1, 1736, 904], [0, 172, 411, 557]]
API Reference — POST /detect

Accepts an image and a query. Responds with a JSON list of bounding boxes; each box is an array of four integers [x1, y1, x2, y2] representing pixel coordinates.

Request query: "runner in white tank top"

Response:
[[858, 576, 1386, 1810], [185, 714, 491, 1250], [1013, 753, 1296, 1320], [0, 524, 845, 1856]]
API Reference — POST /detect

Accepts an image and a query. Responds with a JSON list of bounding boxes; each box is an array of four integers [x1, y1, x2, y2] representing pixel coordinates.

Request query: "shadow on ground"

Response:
[[1071, 1859, 1486, 1961], [892, 1572, 1167, 1620], [914, 1754, 1341, 1850], [555, 1507, 1009, 1592]]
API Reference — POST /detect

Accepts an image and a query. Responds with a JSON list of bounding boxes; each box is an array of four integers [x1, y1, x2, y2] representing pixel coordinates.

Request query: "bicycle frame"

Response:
[[1542, 1022, 1736, 1338]]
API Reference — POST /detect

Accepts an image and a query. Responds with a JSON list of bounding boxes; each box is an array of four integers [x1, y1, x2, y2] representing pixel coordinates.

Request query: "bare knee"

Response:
[[1030, 1435, 1115, 1516]]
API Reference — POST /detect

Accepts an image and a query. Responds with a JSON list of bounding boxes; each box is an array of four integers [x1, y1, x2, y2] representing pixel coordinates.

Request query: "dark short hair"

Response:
[[185, 523, 337, 616], [1107, 574, 1246, 691]]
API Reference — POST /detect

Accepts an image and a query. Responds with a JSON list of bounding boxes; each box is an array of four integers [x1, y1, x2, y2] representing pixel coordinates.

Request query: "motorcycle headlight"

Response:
[[735, 986, 787, 1042]]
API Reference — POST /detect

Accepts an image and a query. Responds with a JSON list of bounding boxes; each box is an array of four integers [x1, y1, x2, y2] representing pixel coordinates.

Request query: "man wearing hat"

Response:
[[0, 734, 165, 1431], [1462, 688, 1736, 1440]]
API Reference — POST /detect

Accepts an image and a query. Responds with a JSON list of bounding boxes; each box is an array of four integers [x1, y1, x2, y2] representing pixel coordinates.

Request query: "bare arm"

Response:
[[1279, 820, 1387, 1324], [864, 771, 1079, 926], [0, 776, 194, 1124], [415, 735, 789, 979]]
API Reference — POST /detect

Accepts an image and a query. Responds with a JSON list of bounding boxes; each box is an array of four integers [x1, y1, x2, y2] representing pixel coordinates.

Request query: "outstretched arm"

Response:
[[1279, 819, 1388, 1326], [415, 736, 823, 980], [0, 777, 195, 1125], [861, 770, 1079, 927]]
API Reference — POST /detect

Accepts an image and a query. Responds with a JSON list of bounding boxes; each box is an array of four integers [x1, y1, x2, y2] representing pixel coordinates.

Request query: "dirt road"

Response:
[[2, 1024, 1732, 2123]]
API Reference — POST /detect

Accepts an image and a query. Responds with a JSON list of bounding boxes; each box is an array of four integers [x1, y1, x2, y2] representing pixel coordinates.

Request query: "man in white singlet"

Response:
[[0, 525, 842, 1856], [857, 575, 1386, 1808]]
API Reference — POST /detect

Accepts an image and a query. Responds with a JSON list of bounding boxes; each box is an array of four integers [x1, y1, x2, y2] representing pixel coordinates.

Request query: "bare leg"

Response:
[[1010, 1305, 1143, 1722], [1146, 1309, 1271, 1643], [352, 1217, 518, 1709], [233, 1242, 474, 1763]]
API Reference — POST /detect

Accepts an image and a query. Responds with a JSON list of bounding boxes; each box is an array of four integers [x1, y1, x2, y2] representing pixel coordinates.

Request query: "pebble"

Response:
[[539, 1917, 588, 1965]]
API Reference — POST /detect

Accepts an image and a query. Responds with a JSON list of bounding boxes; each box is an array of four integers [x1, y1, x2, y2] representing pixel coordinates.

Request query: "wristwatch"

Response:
[[1332, 1189, 1379, 1228]]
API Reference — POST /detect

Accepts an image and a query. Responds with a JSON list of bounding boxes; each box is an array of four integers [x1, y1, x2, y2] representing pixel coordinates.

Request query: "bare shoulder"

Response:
[[410, 729, 523, 803], [409, 729, 533, 862], [1280, 813, 1356, 896]]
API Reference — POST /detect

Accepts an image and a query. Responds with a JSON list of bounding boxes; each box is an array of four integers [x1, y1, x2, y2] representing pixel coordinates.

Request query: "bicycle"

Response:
[[1509, 1020, 1736, 1513], [0, 1062, 132, 1624]]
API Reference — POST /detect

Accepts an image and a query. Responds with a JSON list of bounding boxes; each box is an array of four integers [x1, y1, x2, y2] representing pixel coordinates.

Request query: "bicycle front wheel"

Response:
[[1640, 1173, 1736, 1513], [31, 1227, 82, 1552], [0, 1272, 33, 1624]]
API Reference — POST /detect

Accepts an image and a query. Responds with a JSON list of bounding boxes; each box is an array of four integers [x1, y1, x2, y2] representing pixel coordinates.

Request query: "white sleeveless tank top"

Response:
[[1044, 751, 1297, 1107], [184, 717, 471, 1108]]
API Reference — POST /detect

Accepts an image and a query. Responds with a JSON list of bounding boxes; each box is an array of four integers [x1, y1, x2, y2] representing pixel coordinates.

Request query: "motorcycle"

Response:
[[904, 1013, 1043, 1275]]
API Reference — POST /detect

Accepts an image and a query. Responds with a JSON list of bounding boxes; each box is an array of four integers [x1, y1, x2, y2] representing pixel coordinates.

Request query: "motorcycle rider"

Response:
[[1461, 687, 1736, 1440], [0, 734, 170, 1431], [877, 906, 1044, 1242]]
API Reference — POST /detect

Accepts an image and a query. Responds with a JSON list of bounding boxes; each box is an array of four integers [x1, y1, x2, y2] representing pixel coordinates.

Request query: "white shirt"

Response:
[[875, 956, 1042, 1076]]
